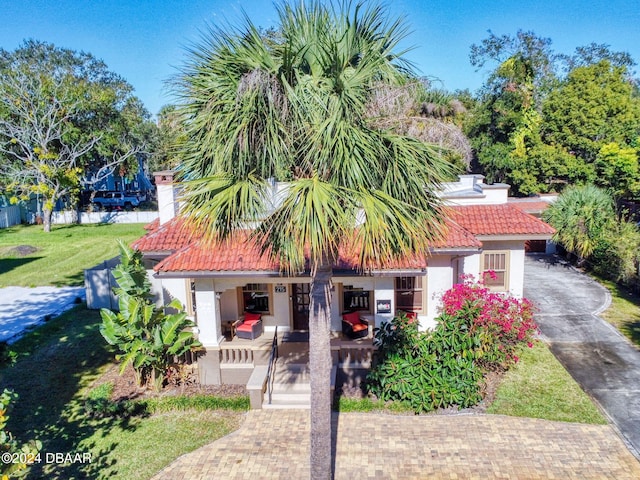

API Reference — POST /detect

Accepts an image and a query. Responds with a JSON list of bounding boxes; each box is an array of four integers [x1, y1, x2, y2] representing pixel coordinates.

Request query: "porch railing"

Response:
[[338, 344, 376, 368], [265, 326, 279, 404], [220, 346, 255, 364]]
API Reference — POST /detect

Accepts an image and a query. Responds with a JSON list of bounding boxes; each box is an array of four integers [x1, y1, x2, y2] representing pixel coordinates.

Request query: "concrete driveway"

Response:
[[0, 286, 85, 342], [524, 254, 640, 459]]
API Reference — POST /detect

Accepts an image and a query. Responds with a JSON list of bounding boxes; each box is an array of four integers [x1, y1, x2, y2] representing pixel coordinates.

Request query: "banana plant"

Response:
[[100, 242, 202, 390]]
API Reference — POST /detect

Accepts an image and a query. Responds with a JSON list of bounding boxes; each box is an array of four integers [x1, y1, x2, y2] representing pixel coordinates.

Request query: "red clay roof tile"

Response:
[[449, 204, 555, 236], [138, 205, 552, 273], [132, 218, 196, 253]]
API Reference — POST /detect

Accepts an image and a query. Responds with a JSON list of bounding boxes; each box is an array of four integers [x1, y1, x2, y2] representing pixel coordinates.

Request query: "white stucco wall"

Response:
[[159, 277, 188, 308], [426, 256, 454, 327]]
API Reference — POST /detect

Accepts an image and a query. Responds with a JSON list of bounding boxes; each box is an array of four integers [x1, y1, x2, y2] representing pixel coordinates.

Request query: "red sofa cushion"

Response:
[[342, 311, 361, 326], [351, 323, 368, 333], [244, 312, 262, 322], [236, 323, 254, 332]]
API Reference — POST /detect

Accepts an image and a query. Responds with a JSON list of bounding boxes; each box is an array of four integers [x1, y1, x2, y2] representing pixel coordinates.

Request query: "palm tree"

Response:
[[174, 1, 453, 478], [543, 184, 615, 264]]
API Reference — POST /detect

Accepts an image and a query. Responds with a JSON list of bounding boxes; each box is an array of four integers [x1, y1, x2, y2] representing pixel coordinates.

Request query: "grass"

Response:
[[0, 305, 247, 480], [336, 342, 606, 424], [487, 342, 606, 424], [334, 396, 414, 414], [0, 223, 146, 287], [594, 276, 640, 348]]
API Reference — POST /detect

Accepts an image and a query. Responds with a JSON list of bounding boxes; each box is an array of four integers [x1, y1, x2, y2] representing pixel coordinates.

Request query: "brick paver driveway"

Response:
[[154, 410, 640, 479]]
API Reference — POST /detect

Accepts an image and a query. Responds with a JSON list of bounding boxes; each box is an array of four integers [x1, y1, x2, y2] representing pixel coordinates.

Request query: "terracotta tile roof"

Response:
[[449, 204, 555, 236], [138, 205, 550, 274], [132, 218, 196, 253], [155, 238, 279, 273], [432, 219, 483, 249], [150, 221, 480, 274], [143, 218, 160, 232], [508, 200, 552, 215]]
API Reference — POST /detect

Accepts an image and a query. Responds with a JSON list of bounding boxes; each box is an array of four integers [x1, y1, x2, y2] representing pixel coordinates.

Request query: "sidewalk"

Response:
[[154, 410, 640, 479], [0, 286, 85, 342]]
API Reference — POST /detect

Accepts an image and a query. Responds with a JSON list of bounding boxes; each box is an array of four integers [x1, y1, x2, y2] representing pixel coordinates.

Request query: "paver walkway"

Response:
[[154, 410, 640, 479]]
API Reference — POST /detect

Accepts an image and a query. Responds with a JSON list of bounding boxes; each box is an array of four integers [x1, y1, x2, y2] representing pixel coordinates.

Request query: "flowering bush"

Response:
[[367, 311, 483, 413], [439, 274, 538, 370], [366, 277, 537, 413]]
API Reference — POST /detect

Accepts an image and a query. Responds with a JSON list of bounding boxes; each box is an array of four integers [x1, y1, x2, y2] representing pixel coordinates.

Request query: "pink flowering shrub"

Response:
[[439, 274, 538, 370]]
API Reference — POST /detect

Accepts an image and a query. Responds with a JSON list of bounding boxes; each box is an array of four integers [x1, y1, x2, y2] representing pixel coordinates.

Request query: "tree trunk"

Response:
[[42, 207, 53, 233], [308, 262, 333, 480]]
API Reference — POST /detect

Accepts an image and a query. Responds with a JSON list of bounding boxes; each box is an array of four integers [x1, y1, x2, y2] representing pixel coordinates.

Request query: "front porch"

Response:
[[197, 330, 376, 408]]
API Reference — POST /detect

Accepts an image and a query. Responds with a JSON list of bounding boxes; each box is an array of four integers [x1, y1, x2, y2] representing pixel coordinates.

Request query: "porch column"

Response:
[[194, 279, 223, 346]]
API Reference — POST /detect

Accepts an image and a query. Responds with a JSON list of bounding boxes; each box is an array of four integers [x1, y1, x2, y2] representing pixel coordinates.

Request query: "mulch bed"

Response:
[[7, 245, 39, 256], [96, 363, 247, 402]]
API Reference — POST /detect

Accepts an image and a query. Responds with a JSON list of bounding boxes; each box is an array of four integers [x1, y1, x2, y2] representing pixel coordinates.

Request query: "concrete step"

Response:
[[270, 382, 311, 394], [263, 392, 310, 409]]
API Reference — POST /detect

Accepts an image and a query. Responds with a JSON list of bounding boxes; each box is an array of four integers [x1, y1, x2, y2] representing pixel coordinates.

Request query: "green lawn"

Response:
[[0, 223, 146, 287], [0, 306, 247, 480], [487, 342, 606, 424], [595, 276, 640, 348], [336, 342, 606, 424]]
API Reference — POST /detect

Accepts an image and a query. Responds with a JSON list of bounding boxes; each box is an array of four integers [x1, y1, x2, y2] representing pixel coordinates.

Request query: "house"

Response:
[[128, 171, 554, 403]]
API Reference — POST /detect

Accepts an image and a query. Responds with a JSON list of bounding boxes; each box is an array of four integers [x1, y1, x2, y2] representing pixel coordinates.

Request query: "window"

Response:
[[342, 286, 371, 313], [395, 276, 425, 313], [482, 252, 509, 290], [242, 283, 271, 314]]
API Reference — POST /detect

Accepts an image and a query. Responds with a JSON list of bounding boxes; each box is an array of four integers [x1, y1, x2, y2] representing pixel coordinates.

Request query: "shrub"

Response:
[[0, 389, 41, 479], [367, 278, 538, 413], [100, 241, 202, 390], [367, 312, 483, 413], [439, 274, 537, 370]]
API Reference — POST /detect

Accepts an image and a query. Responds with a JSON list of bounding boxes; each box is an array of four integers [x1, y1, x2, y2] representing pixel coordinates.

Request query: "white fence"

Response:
[[53, 210, 158, 225], [0, 206, 21, 228]]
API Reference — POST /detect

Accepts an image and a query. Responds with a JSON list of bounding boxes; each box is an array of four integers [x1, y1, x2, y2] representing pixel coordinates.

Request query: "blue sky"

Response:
[[2, 1, 639, 116]]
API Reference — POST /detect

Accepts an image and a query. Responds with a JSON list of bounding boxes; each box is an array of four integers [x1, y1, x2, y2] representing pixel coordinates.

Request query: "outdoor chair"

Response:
[[235, 313, 263, 340], [341, 311, 369, 339]]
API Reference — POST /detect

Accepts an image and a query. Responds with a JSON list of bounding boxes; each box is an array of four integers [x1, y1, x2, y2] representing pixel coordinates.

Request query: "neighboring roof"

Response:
[[137, 204, 552, 274], [449, 204, 555, 238], [508, 199, 553, 216]]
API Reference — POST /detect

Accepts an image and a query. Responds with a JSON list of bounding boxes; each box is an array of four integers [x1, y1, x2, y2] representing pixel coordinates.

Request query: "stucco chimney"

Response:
[[154, 170, 177, 225]]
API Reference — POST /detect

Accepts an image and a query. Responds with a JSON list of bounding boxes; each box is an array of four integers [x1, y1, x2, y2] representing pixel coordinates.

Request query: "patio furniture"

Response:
[[235, 313, 263, 340], [341, 311, 369, 339]]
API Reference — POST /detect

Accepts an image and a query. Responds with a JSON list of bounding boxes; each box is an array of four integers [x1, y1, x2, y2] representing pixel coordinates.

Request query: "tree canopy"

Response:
[[464, 32, 640, 197], [0, 40, 154, 231]]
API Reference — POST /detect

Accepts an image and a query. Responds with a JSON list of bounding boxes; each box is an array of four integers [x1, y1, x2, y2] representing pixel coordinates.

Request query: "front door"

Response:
[[292, 283, 310, 330]]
